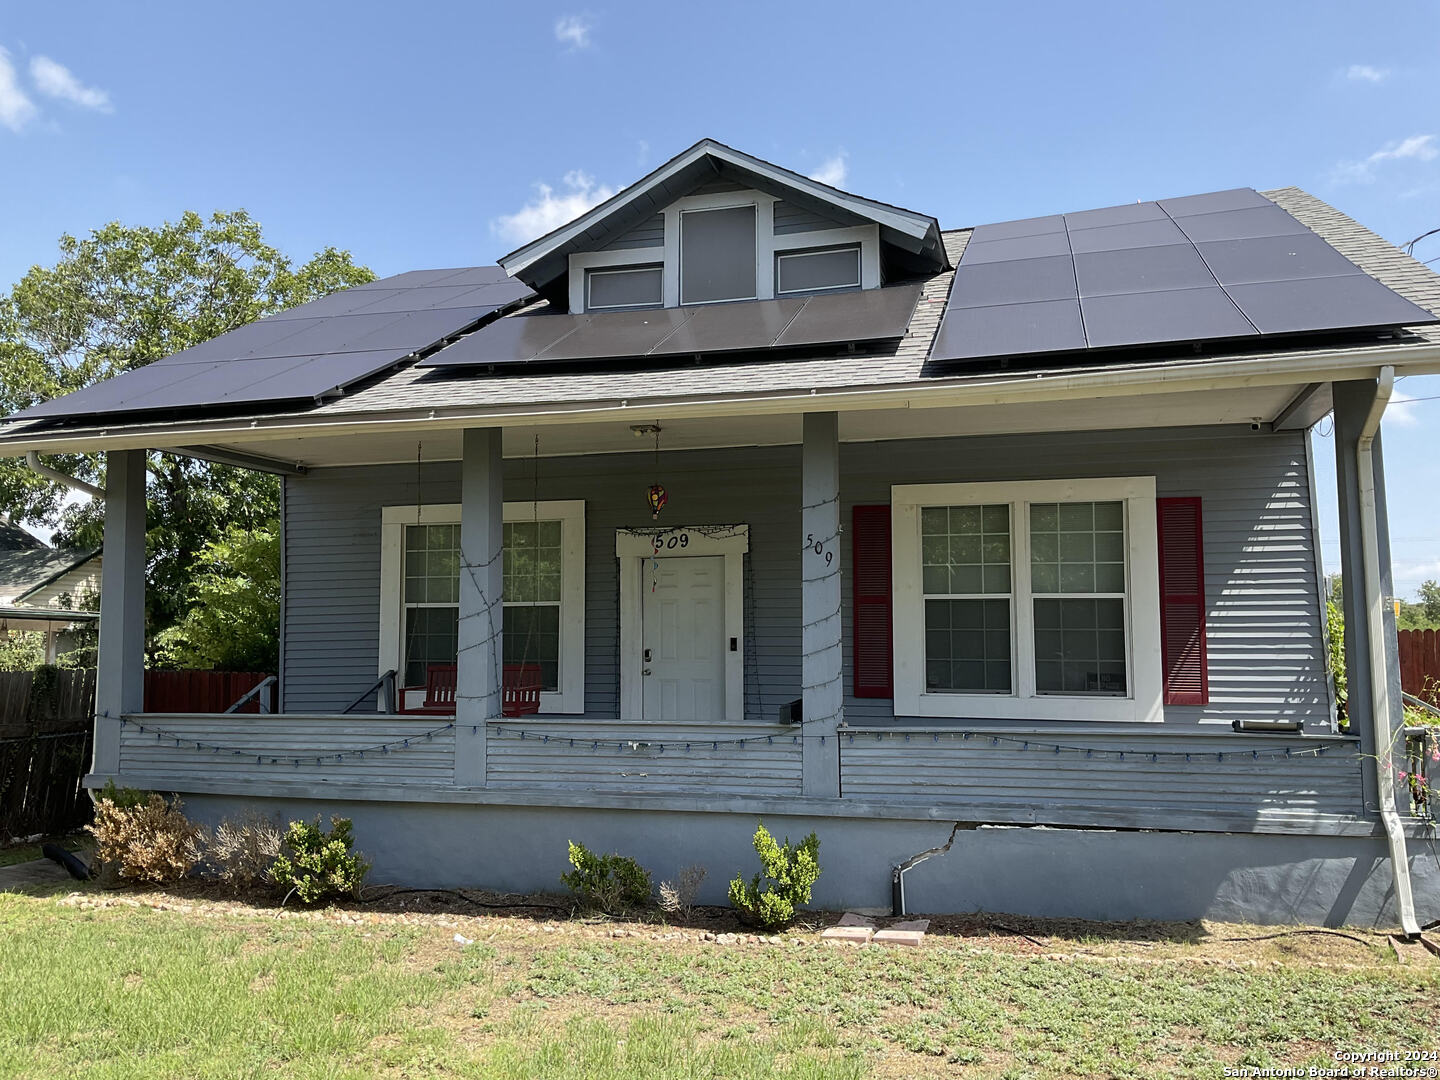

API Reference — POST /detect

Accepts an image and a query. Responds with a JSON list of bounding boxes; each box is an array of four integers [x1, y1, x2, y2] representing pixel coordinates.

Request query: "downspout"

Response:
[[1357, 366, 1420, 937], [25, 451, 105, 500]]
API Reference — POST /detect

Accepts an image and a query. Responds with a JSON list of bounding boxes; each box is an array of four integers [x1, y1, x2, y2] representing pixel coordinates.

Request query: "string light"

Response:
[[116, 717, 454, 767]]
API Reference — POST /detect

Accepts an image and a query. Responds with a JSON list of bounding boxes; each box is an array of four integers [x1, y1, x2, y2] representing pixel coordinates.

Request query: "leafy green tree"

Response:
[[0, 211, 373, 653], [153, 526, 280, 671]]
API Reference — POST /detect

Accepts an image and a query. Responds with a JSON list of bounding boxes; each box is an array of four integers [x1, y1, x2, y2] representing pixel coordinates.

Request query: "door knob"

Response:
[[643, 668, 652, 676]]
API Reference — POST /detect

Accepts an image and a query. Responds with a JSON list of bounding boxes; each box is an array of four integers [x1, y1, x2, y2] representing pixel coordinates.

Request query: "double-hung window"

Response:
[[893, 478, 1161, 723], [380, 501, 586, 714]]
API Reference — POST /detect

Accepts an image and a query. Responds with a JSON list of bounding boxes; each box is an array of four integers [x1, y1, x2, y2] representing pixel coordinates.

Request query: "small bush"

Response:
[[207, 811, 283, 893], [728, 821, 821, 929], [561, 841, 652, 914], [270, 816, 369, 905], [88, 794, 203, 884], [659, 864, 707, 919], [97, 780, 150, 811]]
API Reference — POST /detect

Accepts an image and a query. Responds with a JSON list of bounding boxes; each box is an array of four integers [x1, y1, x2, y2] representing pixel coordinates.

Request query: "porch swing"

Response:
[[399, 439, 543, 718]]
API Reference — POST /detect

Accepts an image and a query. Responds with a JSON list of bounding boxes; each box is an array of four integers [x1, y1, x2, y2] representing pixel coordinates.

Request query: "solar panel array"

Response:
[[16, 267, 532, 421], [931, 189, 1438, 362], [419, 284, 922, 369]]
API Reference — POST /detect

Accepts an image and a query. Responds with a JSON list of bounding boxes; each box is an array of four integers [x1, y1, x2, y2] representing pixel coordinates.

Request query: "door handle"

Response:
[[643, 668, 652, 677], [643, 648, 653, 662]]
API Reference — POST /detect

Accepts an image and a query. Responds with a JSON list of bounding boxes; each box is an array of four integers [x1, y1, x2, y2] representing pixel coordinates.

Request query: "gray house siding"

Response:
[[773, 200, 849, 235], [283, 426, 1330, 732], [602, 213, 664, 251]]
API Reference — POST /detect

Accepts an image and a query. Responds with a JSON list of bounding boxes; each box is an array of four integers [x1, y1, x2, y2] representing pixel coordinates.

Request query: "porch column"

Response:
[[93, 449, 146, 777], [801, 411, 843, 797], [455, 427, 504, 787], [1332, 380, 1404, 815]]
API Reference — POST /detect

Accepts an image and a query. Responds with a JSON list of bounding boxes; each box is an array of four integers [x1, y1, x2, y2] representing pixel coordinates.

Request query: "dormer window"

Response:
[[775, 245, 862, 297], [586, 265, 663, 312], [679, 205, 758, 305]]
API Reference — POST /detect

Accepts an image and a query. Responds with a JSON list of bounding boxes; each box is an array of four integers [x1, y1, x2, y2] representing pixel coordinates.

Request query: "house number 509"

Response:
[[805, 533, 835, 566], [652, 533, 691, 553]]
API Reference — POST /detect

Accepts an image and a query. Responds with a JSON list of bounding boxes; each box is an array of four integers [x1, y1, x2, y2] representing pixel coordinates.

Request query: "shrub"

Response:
[[207, 811, 283, 893], [97, 780, 150, 811], [659, 864, 707, 919], [727, 821, 821, 929], [561, 841, 652, 914], [88, 794, 203, 884], [270, 817, 369, 905]]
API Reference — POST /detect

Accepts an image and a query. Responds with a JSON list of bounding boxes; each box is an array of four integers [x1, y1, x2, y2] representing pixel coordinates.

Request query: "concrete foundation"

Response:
[[182, 794, 1440, 929]]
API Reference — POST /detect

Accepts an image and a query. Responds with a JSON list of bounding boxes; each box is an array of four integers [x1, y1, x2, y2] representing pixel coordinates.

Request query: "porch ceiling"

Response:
[[178, 382, 1304, 468]]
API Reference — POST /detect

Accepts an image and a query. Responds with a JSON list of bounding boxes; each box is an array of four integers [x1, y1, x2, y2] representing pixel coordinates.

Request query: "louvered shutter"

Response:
[[852, 505, 893, 698], [1157, 497, 1208, 705]]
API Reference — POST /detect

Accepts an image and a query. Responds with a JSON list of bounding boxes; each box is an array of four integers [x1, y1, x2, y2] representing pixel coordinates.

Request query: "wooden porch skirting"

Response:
[[99, 714, 1385, 838]]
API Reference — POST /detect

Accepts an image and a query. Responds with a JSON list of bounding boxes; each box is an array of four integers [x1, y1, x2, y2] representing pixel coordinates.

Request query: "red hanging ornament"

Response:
[[647, 483, 668, 519]]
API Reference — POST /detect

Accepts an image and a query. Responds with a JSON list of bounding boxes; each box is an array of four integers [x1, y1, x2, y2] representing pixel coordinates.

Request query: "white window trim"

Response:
[[891, 478, 1162, 723], [565, 192, 882, 311], [379, 500, 586, 715], [775, 244, 864, 296], [584, 265, 664, 313], [615, 525, 748, 722]]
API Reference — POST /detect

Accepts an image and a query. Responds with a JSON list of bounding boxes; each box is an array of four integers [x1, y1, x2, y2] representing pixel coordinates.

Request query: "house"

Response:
[[0, 517, 101, 661], [3, 139, 1437, 928]]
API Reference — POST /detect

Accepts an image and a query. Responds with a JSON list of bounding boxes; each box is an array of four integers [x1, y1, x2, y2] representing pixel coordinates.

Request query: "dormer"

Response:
[[499, 139, 949, 313]]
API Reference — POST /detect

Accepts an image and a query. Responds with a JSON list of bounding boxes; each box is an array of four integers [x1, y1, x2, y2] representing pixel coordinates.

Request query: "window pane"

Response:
[[1033, 597, 1127, 695], [405, 524, 461, 606], [505, 604, 560, 692], [505, 519, 563, 603], [1029, 500, 1125, 596], [403, 606, 458, 688], [924, 598, 1011, 693], [681, 205, 757, 304], [776, 246, 861, 295], [921, 503, 1011, 596], [587, 266, 662, 311]]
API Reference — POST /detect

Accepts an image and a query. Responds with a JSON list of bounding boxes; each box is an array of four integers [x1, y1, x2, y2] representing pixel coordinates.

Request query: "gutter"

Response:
[[24, 451, 104, 500], [1357, 366, 1420, 937]]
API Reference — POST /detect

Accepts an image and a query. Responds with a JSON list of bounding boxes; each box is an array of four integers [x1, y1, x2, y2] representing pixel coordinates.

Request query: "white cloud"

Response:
[[0, 48, 37, 132], [1386, 389, 1422, 427], [1332, 133, 1437, 184], [1345, 64, 1389, 84], [554, 15, 592, 51], [809, 152, 848, 188], [492, 170, 617, 246], [29, 55, 112, 112]]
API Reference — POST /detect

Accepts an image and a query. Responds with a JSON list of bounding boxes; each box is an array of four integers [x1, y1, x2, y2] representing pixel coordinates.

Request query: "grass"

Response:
[[0, 887, 1436, 1079], [0, 833, 85, 869]]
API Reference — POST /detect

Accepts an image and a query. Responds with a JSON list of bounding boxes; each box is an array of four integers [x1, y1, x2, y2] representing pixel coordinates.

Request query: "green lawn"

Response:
[[0, 888, 1435, 1079]]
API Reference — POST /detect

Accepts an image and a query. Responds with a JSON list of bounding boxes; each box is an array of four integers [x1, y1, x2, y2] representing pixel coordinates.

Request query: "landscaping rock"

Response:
[[873, 929, 924, 947], [820, 925, 873, 945]]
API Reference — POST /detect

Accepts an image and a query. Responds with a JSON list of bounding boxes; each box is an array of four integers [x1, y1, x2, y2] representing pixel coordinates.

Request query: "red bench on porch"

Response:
[[399, 663, 542, 717]]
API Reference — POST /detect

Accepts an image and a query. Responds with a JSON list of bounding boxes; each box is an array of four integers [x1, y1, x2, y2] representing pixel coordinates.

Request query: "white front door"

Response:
[[642, 555, 726, 720]]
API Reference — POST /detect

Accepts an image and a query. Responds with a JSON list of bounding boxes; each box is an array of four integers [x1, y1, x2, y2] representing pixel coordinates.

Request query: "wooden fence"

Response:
[[144, 671, 273, 714], [1398, 629, 1440, 704], [0, 669, 96, 840]]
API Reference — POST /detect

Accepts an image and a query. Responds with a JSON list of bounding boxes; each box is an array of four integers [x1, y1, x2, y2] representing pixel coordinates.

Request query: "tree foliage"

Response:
[[1397, 579, 1440, 631], [153, 526, 280, 671], [0, 210, 373, 657]]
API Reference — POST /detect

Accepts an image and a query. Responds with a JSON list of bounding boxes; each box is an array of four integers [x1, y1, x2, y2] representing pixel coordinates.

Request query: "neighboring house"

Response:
[[2, 139, 1437, 928], [0, 518, 101, 661]]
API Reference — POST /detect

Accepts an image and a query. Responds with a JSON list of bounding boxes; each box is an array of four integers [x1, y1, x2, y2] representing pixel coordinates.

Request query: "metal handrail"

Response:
[[1402, 691, 1440, 718], [342, 670, 397, 715], [224, 675, 277, 714]]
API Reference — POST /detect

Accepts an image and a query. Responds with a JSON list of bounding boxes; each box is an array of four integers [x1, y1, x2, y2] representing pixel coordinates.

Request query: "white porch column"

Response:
[[93, 449, 146, 777], [455, 428, 504, 787], [801, 411, 843, 797]]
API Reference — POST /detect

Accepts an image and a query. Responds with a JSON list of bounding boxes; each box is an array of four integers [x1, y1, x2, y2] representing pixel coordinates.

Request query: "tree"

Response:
[[0, 211, 373, 654], [153, 526, 280, 671]]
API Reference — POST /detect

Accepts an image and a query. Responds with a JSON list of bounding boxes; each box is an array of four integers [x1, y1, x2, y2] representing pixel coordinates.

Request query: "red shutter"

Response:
[[852, 505, 894, 698], [1157, 497, 1208, 705]]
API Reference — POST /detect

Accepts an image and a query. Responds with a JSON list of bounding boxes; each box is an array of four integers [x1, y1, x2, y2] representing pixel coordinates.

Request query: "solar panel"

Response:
[[932, 188, 1438, 362], [773, 284, 922, 347], [1074, 244, 1215, 297], [1081, 287, 1256, 349], [421, 286, 923, 369], [11, 266, 533, 421], [651, 298, 806, 355], [1227, 275, 1437, 335], [949, 256, 1076, 308], [929, 299, 1087, 361]]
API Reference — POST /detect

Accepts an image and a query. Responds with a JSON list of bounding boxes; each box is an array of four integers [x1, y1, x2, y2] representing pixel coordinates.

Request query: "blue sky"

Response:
[[1, 1, 1438, 593]]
